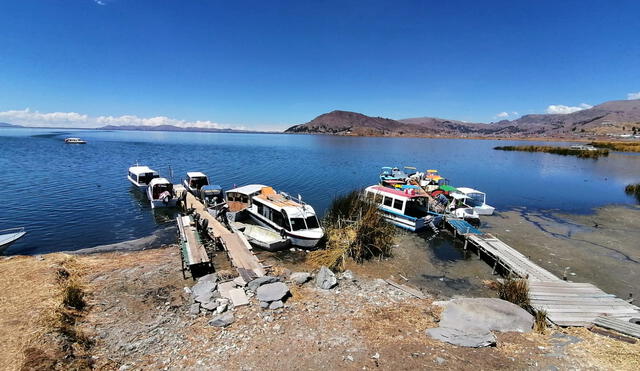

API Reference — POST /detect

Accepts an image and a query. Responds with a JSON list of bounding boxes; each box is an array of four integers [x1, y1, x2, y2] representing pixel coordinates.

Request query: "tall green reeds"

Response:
[[494, 145, 609, 159]]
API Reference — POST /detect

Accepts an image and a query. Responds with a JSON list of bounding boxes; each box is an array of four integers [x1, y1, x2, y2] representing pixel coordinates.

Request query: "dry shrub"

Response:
[[625, 183, 640, 203], [308, 190, 396, 271], [533, 310, 548, 334], [590, 141, 640, 153], [494, 145, 609, 159], [497, 277, 530, 308]]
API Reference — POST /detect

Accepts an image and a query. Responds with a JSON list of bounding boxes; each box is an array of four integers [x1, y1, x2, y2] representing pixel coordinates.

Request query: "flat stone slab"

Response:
[[191, 280, 217, 304], [228, 288, 250, 307], [257, 282, 289, 302], [248, 276, 279, 292], [218, 281, 237, 300], [209, 312, 234, 327], [426, 327, 496, 348], [439, 298, 533, 333]]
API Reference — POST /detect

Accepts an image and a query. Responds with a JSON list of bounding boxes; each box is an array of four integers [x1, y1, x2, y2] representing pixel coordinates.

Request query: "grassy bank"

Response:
[[590, 141, 640, 152], [494, 145, 609, 159], [308, 190, 395, 271]]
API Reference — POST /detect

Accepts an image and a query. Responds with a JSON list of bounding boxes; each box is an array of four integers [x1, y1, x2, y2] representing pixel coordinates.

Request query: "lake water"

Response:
[[1, 127, 639, 255]]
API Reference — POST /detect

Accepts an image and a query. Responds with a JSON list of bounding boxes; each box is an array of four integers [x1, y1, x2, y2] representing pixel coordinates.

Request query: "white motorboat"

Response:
[[454, 187, 495, 215], [449, 192, 481, 221], [365, 185, 442, 232], [183, 172, 210, 195], [64, 137, 86, 144], [146, 178, 178, 208], [225, 184, 324, 248], [238, 224, 290, 251], [127, 165, 160, 191], [0, 227, 26, 254]]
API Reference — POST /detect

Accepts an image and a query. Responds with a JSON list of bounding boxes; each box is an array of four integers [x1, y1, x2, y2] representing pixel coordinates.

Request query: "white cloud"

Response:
[[511, 111, 519, 116], [0, 108, 246, 130], [545, 103, 592, 114], [628, 92, 640, 100], [495, 112, 509, 118], [94, 0, 106, 5]]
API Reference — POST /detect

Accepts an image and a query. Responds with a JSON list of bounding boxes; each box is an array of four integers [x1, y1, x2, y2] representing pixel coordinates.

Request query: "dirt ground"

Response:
[[2, 247, 639, 370]]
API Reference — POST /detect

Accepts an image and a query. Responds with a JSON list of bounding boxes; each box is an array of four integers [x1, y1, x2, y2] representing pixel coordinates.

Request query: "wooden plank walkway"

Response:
[[183, 191, 265, 281], [467, 234, 560, 281], [593, 316, 640, 339], [445, 225, 640, 328], [529, 281, 640, 327]]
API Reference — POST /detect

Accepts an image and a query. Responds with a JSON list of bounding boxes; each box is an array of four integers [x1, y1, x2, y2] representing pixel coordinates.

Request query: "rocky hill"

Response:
[[285, 99, 640, 137]]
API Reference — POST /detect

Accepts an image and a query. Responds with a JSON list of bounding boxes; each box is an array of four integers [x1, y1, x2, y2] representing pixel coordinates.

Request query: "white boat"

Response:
[[364, 185, 442, 232], [64, 137, 86, 144], [454, 187, 495, 216], [0, 227, 26, 253], [182, 172, 210, 194], [127, 165, 160, 191], [238, 224, 290, 251], [146, 178, 178, 208], [225, 184, 324, 248]]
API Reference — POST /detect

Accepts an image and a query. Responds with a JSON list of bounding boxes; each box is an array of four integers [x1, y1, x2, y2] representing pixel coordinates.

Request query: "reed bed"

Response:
[[496, 277, 530, 308], [590, 141, 640, 153], [625, 183, 640, 202], [308, 190, 396, 271], [494, 145, 609, 159]]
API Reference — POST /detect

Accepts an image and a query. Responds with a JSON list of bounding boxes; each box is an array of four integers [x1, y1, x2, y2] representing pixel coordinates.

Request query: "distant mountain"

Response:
[[0, 122, 22, 128], [285, 99, 640, 138], [99, 124, 269, 134]]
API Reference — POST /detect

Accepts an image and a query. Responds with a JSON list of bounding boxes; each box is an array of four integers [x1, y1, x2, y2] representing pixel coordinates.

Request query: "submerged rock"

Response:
[[257, 282, 289, 302], [247, 276, 280, 292], [209, 312, 234, 327], [315, 266, 337, 290], [289, 272, 311, 285]]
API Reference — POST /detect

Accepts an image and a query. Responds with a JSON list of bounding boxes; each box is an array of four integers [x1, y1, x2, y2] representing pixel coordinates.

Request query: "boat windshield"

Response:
[[404, 197, 430, 218], [190, 177, 209, 189], [305, 216, 320, 229], [139, 172, 159, 184], [290, 217, 307, 231], [465, 193, 485, 207]]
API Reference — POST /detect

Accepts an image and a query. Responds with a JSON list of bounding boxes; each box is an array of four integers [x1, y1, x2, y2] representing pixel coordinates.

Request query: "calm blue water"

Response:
[[1, 127, 639, 255]]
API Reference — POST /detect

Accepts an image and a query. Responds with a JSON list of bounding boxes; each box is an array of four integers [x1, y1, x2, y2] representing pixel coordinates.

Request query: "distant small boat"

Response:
[[64, 137, 86, 144], [0, 227, 26, 253], [128, 165, 160, 191], [146, 178, 178, 208], [570, 144, 597, 151]]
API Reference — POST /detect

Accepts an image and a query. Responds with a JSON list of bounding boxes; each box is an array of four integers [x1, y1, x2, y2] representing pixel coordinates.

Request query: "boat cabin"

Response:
[[454, 187, 494, 216], [148, 178, 174, 200], [128, 166, 160, 188], [184, 172, 210, 192], [365, 185, 438, 231], [226, 184, 323, 247]]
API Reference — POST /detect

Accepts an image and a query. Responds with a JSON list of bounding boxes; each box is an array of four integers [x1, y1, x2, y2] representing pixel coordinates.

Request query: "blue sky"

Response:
[[0, 0, 639, 130]]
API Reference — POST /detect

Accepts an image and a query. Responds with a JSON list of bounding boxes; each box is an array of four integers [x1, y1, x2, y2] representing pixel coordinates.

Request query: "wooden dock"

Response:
[[444, 218, 640, 328], [182, 191, 266, 281]]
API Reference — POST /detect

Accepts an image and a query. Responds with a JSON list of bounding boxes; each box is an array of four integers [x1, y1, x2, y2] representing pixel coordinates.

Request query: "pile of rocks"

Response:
[[187, 266, 342, 328]]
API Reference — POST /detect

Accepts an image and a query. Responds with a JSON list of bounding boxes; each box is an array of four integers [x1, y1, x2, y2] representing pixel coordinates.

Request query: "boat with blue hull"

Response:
[[365, 185, 441, 232]]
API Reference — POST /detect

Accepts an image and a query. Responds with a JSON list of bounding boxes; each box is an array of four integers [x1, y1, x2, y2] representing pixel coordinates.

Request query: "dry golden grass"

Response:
[[0, 254, 75, 370], [563, 327, 640, 370], [497, 277, 530, 308]]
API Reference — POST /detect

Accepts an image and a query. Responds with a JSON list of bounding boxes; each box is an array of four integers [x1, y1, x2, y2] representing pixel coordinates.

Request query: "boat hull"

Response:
[[474, 205, 495, 216], [127, 176, 149, 192], [247, 212, 321, 248], [149, 199, 178, 209]]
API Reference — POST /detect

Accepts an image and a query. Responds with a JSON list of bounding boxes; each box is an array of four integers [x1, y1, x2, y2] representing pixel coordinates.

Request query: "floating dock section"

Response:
[[444, 217, 640, 329], [182, 191, 266, 281]]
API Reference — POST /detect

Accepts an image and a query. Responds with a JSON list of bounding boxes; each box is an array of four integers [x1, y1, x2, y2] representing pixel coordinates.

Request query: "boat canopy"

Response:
[[439, 185, 458, 192], [129, 166, 158, 176], [202, 185, 222, 192], [187, 171, 207, 178], [367, 185, 425, 200], [427, 169, 438, 173], [227, 184, 266, 195], [456, 187, 483, 195], [149, 177, 171, 187]]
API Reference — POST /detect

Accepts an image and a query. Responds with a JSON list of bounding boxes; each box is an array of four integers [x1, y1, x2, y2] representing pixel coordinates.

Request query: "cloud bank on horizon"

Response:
[[0, 108, 248, 130]]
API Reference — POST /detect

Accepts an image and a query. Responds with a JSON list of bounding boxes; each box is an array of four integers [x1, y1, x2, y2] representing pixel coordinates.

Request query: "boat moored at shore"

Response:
[[128, 165, 160, 191], [146, 178, 178, 208], [454, 187, 495, 215], [225, 184, 324, 248], [365, 185, 441, 232], [0, 227, 26, 254], [183, 172, 210, 195]]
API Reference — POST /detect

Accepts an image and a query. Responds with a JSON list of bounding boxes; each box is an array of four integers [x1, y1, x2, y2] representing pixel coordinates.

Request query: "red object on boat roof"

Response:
[[382, 179, 405, 185]]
